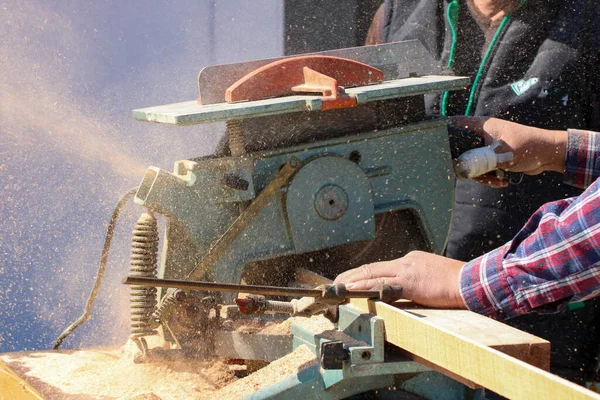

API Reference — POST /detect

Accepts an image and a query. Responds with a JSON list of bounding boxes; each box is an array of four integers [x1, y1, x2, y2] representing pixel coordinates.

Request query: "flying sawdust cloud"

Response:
[[0, 0, 281, 351], [0, 2, 146, 179], [0, 1, 167, 351]]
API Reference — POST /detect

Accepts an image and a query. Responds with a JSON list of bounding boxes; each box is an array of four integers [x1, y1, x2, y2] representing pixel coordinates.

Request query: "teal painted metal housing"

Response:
[[134, 118, 455, 298], [131, 74, 467, 301], [130, 71, 475, 399]]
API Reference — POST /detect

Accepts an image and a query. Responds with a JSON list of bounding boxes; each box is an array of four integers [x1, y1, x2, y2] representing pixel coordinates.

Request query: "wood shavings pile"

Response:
[[1, 341, 236, 400], [215, 345, 317, 399], [1, 315, 337, 399]]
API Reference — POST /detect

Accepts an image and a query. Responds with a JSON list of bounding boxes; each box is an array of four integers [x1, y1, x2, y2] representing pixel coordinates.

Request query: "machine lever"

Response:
[[186, 156, 302, 281], [233, 284, 403, 318], [122, 277, 403, 305]]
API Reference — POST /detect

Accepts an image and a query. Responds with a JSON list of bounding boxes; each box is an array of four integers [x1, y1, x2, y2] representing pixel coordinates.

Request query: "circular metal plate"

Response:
[[314, 184, 349, 220], [286, 156, 374, 253]]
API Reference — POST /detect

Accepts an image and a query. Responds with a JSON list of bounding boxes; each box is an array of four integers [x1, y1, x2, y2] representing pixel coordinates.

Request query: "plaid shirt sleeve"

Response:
[[459, 129, 600, 319]]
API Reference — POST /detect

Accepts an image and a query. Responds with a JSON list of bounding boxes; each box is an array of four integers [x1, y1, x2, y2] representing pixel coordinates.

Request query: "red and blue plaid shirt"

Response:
[[460, 129, 600, 319]]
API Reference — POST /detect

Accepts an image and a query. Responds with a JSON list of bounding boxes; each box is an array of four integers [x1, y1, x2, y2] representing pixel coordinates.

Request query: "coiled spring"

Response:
[[152, 288, 180, 325], [129, 212, 159, 340]]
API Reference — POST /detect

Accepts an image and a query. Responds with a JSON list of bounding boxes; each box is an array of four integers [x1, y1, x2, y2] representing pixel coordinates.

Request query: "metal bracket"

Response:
[[185, 157, 302, 281]]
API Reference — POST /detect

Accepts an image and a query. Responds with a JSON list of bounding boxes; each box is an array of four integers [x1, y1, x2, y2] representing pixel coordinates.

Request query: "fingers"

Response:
[[333, 263, 376, 285], [345, 277, 401, 290], [473, 173, 509, 188], [450, 116, 488, 133], [333, 261, 396, 286]]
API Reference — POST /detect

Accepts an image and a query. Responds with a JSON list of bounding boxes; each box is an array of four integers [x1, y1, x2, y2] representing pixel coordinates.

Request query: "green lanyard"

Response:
[[441, 0, 529, 117]]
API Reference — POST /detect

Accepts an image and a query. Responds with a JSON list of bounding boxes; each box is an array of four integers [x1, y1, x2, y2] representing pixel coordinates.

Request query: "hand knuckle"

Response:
[[360, 263, 374, 279]]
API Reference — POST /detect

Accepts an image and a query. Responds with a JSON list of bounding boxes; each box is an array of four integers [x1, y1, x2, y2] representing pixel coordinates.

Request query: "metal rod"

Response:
[[123, 276, 323, 297], [122, 276, 388, 299]]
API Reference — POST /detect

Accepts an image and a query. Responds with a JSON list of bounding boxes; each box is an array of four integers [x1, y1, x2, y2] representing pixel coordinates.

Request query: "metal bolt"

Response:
[[314, 184, 348, 220]]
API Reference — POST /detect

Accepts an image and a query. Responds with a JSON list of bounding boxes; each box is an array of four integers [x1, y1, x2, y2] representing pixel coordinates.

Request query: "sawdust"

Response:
[[254, 319, 291, 334], [257, 314, 335, 335], [0, 341, 236, 400], [226, 314, 335, 335], [0, 317, 340, 399], [122, 394, 164, 400], [215, 345, 317, 399], [232, 318, 270, 333]]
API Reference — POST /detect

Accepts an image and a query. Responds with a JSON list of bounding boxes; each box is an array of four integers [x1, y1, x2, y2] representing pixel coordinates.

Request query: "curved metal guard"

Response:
[[224, 56, 384, 110]]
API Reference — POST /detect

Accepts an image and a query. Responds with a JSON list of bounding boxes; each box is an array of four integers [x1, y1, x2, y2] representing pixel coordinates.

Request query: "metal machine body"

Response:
[[126, 41, 474, 398], [133, 42, 467, 288], [135, 117, 457, 287]]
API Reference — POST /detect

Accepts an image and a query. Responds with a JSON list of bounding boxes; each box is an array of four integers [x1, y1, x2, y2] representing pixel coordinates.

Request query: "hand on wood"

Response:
[[334, 251, 467, 309]]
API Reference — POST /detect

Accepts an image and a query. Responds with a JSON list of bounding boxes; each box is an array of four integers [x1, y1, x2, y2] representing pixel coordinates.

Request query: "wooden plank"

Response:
[[350, 299, 600, 400], [1, 359, 45, 400], [395, 305, 550, 371], [348, 75, 469, 104], [131, 95, 320, 125]]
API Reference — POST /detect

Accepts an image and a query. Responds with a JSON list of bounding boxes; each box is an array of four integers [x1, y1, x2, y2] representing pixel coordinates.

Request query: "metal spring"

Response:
[[263, 300, 295, 314], [152, 288, 180, 325], [129, 212, 159, 339]]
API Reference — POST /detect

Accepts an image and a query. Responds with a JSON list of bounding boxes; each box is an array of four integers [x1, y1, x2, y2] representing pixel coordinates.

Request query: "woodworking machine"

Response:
[[120, 40, 486, 398]]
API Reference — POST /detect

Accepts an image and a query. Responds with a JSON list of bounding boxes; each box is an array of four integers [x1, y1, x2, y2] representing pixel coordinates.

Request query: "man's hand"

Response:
[[334, 251, 467, 309], [451, 117, 568, 187]]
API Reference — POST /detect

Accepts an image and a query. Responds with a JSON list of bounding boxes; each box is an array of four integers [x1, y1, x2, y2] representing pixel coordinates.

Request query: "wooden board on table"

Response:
[[349, 299, 600, 400]]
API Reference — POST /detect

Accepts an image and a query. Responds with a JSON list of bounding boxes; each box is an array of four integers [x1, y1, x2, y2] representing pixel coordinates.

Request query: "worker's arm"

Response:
[[450, 117, 600, 189], [459, 124, 600, 318], [461, 176, 600, 319], [336, 123, 600, 319]]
